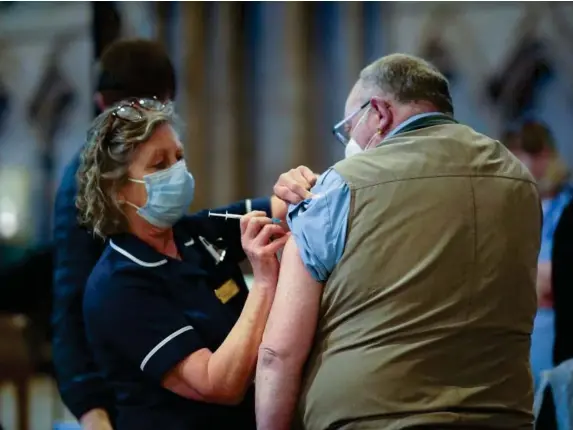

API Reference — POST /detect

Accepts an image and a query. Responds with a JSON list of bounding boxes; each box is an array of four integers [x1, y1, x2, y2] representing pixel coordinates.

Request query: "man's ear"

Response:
[[94, 92, 106, 111], [369, 97, 392, 132]]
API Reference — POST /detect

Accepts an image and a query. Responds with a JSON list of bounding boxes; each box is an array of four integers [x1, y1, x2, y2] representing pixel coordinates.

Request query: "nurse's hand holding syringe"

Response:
[[208, 211, 282, 224]]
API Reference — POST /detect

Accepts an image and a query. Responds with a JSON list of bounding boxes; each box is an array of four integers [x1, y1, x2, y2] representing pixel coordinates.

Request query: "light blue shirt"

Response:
[[287, 112, 443, 282], [539, 186, 573, 262], [287, 168, 350, 282]]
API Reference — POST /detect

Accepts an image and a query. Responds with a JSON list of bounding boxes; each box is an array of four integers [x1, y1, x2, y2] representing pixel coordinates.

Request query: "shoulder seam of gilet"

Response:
[[346, 173, 537, 191]]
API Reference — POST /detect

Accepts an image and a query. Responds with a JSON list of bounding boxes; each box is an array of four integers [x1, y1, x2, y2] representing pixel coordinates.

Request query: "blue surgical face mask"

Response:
[[125, 160, 195, 228]]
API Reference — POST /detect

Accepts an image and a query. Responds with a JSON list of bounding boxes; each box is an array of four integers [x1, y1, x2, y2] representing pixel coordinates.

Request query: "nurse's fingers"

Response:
[[297, 165, 318, 187], [263, 232, 290, 255], [273, 167, 314, 204], [274, 184, 311, 205], [240, 211, 267, 236], [252, 224, 286, 248], [243, 215, 273, 243]]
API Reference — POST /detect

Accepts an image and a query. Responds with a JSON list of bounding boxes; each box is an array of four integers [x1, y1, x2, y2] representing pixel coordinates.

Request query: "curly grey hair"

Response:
[[76, 102, 176, 238]]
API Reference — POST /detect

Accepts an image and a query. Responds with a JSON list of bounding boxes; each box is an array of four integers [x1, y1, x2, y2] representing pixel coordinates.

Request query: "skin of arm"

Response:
[[79, 408, 113, 430], [536, 261, 553, 307], [255, 237, 322, 430], [163, 282, 276, 405], [162, 215, 287, 405], [271, 196, 288, 221]]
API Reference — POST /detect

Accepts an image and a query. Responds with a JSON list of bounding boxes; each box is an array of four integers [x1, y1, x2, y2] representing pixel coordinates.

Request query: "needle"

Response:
[[208, 211, 282, 224]]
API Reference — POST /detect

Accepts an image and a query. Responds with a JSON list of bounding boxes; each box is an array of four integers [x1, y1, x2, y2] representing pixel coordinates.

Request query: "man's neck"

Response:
[[391, 103, 442, 130], [384, 109, 444, 142]]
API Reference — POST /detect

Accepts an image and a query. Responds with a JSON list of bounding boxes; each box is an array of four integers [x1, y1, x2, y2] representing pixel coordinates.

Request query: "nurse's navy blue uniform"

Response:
[[83, 198, 271, 430]]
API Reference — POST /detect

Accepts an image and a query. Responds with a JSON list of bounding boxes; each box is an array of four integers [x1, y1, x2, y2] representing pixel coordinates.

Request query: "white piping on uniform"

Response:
[[184, 238, 195, 247], [140, 326, 194, 371], [245, 198, 252, 213], [109, 240, 168, 267]]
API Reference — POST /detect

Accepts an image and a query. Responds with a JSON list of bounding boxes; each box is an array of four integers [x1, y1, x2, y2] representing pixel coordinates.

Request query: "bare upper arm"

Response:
[[260, 237, 322, 362], [161, 348, 213, 401], [161, 342, 249, 405]]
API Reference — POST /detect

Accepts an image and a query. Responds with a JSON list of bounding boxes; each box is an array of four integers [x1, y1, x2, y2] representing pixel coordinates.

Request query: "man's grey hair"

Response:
[[359, 53, 454, 115]]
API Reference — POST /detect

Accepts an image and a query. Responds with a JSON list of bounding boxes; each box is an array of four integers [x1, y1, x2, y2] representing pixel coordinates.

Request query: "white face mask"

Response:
[[344, 107, 377, 159], [345, 139, 363, 158]]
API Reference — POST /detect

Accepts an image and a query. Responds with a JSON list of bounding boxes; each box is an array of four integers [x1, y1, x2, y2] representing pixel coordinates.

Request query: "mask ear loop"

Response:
[[117, 199, 141, 211], [348, 107, 372, 147], [364, 123, 385, 151], [118, 177, 147, 212], [365, 133, 380, 151]]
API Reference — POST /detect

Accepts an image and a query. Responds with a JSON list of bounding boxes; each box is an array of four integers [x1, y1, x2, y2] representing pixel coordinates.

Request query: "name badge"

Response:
[[215, 279, 240, 304]]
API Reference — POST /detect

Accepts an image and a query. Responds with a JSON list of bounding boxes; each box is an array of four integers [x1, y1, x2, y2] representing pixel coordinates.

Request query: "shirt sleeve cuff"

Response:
[[141, 326, 205, 382], [247, 197, 272, 217]]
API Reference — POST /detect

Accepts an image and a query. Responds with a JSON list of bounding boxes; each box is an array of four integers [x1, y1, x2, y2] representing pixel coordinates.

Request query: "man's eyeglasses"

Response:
[[112, 97, 167, 122], [332, 100, 370, 146]]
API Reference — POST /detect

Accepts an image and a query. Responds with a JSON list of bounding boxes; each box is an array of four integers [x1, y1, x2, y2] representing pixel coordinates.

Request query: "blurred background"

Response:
[[1, 1, 573, 429]]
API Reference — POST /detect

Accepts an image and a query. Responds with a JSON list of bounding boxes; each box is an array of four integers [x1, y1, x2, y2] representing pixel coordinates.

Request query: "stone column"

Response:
[[182, 2, 209, 210]]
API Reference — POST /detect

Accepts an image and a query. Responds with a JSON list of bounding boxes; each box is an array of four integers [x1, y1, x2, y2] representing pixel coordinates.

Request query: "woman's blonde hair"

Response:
[[76, 101, 175, 238]]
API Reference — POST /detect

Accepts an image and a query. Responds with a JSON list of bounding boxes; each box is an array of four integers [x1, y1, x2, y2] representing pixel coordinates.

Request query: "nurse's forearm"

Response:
[[80, 408, 113, 430], [207, 282, 275, 403]]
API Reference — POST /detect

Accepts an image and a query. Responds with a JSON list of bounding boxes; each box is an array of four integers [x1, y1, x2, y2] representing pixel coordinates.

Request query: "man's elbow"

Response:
[[258, 344, 300, 372]]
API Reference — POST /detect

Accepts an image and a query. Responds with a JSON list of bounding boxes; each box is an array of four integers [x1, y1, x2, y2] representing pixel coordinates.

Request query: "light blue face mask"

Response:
[[125, 160, 195, 228]]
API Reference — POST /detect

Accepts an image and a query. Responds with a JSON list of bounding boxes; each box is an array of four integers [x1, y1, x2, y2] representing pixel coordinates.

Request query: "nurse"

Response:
[[76, 98, 309, 429]]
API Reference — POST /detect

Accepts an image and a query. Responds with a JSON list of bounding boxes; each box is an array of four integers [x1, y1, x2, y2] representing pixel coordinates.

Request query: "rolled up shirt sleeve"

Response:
[[286, 169, 350, 282]]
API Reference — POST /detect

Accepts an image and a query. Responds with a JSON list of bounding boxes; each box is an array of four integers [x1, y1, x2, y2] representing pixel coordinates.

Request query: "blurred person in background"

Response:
[[52, 39, 179, 430], [76, 100, 311, 429], [544, 161, 573, 430], [516, 123, 573, 429], [509, 121, 571, 394], [256, 54, 541, 430]]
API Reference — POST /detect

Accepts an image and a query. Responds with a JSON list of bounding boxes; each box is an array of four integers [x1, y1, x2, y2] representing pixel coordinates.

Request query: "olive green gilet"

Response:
[[297, 116, 541, 430]]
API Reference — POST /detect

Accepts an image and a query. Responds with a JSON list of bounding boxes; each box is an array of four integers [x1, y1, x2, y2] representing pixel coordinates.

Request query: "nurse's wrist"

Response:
[[250, 280, 277, 293]]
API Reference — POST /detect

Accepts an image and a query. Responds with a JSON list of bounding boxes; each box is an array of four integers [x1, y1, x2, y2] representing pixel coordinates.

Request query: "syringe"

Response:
[[208, 211, 282, 224]]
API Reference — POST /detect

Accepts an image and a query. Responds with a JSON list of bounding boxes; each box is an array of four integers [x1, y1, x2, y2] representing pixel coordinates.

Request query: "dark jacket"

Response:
[[552, 196, 573, 366], [51, 151, 114, 420], [535, 190, 573, 430]]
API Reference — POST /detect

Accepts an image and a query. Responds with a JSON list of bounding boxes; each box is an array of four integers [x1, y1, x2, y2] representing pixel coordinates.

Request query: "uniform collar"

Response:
[[109, 225, 196, 268], [109, 236, 169, 267]]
